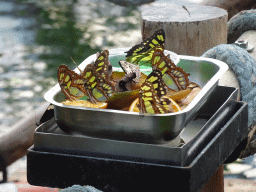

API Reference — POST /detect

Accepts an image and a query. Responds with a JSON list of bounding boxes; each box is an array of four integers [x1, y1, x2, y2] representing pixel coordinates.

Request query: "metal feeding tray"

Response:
[[44, 48, 228, 143], [27, 86, 248, 191]]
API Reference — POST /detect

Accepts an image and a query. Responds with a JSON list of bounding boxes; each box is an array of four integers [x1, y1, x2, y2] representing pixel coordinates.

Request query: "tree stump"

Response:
[[141, 2, 228, 56]]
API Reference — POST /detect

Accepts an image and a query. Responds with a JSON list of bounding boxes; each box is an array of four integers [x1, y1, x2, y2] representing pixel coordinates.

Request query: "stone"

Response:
[[0, 183, 17, 192], [226, 163, 252, 174]]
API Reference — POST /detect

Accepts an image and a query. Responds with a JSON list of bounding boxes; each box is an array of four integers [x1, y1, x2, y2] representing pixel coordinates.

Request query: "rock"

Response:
[[226, 163, 252, 174], [60, 185, 102, 192], [243, 167, 256, 178], [0, 183, 17, 192]]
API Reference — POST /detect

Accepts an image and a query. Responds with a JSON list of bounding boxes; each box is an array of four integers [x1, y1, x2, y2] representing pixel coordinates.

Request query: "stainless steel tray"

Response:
[[29, 88, 248, 192], [44, 48, 228, 143], [37, 86, 241, 166]]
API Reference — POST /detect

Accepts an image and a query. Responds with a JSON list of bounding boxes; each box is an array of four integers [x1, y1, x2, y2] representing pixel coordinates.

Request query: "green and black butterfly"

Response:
[[152, 49, 190, 91], [139, 70, 172, 114], [58, 65, 85, 101], [58, 50, 115, 103], [125, 29, 165, 66]]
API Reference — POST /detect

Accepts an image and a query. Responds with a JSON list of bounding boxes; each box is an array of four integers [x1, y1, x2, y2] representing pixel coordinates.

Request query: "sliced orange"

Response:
[[62, 100, 108, 109], [129, 98, 140, 112], [163, 96, 181, 112], [166, 82, 200, 101]]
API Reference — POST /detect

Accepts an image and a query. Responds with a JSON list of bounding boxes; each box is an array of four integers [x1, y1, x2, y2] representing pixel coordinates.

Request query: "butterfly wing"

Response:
[[152, 49, 190, 91], [146, 70, 167, 98], [83, 51, 115, 103], [142, 29, 165, 51], [94, 50, 112, 79], [58, 65, 85, 101], [139, 81, 168, 114], [139, 70, 168, 114], [152, 49, 176, 71], [126, 29, 165, 57], [126, 45, 164, 66], [164, 67, 190, 91], [125, 29, 165, 66]]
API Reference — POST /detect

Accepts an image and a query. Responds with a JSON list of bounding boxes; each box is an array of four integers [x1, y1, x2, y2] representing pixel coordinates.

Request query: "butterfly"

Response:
[[113, 61, 141, 92], [125, 29, 165, 66], [58, 50, 115, 103], [152, 49, 190, 91], [93, 50, 113, 79], [119, 60, 141, 83], [139, 70, 171, 114], [58, 65, 86, 101]]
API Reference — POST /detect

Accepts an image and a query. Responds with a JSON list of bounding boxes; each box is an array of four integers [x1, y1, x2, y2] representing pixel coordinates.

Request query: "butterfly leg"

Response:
[[85, 89, 98, 104], [139, 97, 146, 113], [60, 84, 76, 101]]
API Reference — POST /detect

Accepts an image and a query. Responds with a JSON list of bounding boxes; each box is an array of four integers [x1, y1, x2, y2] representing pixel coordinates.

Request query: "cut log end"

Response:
[[142, 4, 227, 22], [141, 2, 228, 56]]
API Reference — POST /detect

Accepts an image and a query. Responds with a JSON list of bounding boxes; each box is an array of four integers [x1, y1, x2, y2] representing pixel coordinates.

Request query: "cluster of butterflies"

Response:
[[58, 29, 191, 114]]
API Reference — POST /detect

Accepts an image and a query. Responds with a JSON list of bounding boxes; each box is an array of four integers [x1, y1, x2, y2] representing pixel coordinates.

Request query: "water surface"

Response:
[[0, 0, 141, 133]]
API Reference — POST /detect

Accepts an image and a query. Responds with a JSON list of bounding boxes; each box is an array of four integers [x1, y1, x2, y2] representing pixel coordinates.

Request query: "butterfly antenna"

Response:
[[70, 56, 83, 74], [182, 5, 190, 17]]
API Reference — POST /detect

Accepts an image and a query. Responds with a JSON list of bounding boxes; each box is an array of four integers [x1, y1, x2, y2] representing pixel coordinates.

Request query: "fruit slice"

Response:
[[166, 88, 192, 101], [62, 100, 108, 109], [166, 82, 199, 101], [129, 98, 140, 112], [106, 89, 140, 110], [162, 96, 181, 112]]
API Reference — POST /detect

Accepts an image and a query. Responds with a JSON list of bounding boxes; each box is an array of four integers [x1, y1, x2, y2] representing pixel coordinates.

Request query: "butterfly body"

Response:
[[119, 60, 141, 83]]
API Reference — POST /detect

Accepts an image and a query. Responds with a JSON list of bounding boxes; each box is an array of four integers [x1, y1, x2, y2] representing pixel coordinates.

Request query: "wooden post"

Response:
[[141, 2, 228, 56], [201, 166, 224, 192]]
